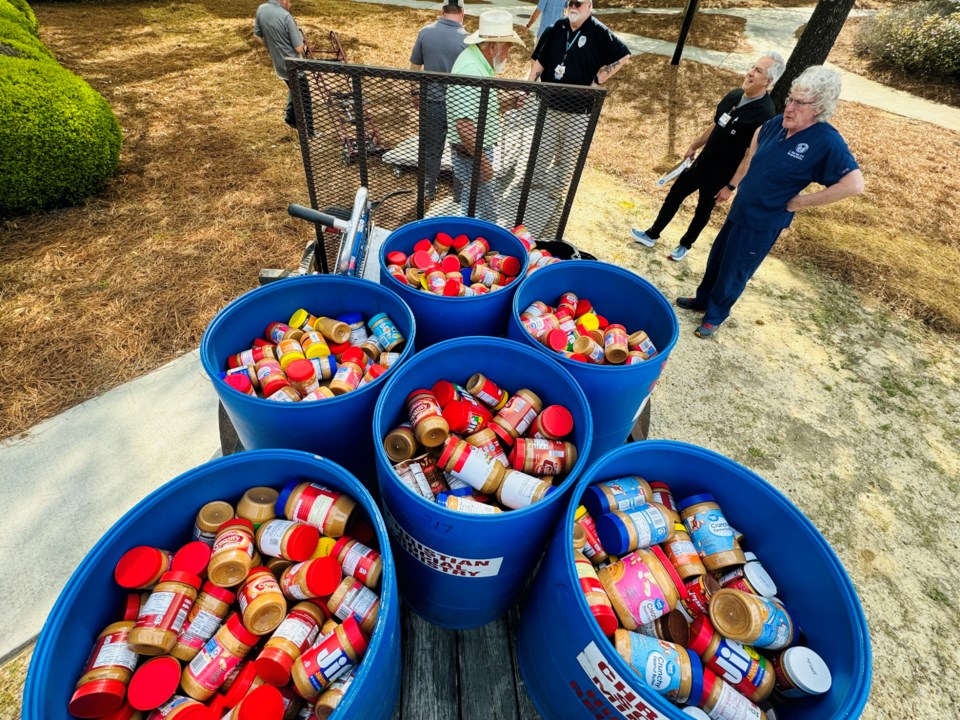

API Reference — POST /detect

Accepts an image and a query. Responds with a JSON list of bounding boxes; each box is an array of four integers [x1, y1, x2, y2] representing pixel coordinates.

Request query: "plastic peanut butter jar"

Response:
[[291, 615, 368, 700], [236, 487, 279, 531], [678, 494, 745, 572], [207, 519, 256, 588], [192, 501, 234, 548], [406, 388, 450, 448], [599, 546, 686, 630], [237, 567, 287, 635], [594, 503, 674, 555], [709, 588, 797, 651], [582, 476, 653, 517], [277, 480, 356, 538], [613, 629, 703, 705], [687, 614, 774, 703], [128, 572, 202, 656]]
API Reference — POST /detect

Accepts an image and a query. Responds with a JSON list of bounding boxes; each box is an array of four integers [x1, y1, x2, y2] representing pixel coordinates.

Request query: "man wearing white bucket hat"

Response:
[[447, 10, 525, 222]]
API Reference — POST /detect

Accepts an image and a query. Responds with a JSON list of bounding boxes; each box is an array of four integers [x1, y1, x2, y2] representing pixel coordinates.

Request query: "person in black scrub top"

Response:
[[527, 0, 630, 222]]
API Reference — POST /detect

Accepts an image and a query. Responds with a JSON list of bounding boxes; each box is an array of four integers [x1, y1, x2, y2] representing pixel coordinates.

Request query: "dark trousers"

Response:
[[694, 219, 780, 325], [284, 73, 314, 131], [423, 99, 448, 196], [649, 164, 728, 249]]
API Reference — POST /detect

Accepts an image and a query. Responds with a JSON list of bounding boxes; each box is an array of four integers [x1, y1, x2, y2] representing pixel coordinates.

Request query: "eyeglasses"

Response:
[[566, 0, 589, 8], [785, 97, 817, 107]]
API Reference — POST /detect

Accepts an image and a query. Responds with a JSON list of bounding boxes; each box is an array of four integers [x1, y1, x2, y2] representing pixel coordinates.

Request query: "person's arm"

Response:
[[715, 126, 760, 202], [527, 59, 544, 82], [684, 124, 713, 161], [455, 118, 494, 183], [592, 54, 629, 87], [409, 62, 423, 108], [524, 9, 541, 36], [786, 169, 864, 211]]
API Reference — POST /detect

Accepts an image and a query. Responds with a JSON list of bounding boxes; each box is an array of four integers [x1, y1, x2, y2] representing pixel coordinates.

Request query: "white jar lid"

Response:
[[682, 708, 711, 719], [782, 646, 832, 695], [743, 556, 778, 597]]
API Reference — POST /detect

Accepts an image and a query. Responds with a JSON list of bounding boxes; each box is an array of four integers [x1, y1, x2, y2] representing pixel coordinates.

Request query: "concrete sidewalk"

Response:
[[0, 351, 222, 662]]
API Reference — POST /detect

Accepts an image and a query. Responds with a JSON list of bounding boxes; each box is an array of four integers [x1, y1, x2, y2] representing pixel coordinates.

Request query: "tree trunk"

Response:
[[771, 0, 858, 111]]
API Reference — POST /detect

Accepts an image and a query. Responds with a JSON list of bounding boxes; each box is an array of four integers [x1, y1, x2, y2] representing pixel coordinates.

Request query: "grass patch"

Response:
[[0, 646, 31, 720], [599, 11, 751, 54]]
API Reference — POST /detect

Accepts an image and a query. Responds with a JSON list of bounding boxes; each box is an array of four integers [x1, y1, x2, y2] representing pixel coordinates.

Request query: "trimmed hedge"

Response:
[[0, 55, 122, 214], [1, 1, 122, 215]]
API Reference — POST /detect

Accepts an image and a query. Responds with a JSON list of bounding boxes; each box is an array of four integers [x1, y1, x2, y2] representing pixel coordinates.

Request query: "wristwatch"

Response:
[[725, 183, 736, 191]]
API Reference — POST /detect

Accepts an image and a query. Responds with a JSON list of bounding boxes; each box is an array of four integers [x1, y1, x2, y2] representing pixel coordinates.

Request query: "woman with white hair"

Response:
[[676, 65, 865, 338]]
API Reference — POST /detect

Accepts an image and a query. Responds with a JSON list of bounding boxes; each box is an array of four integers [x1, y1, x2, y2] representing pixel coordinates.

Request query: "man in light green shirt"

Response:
[[447, 10, 524, 222]]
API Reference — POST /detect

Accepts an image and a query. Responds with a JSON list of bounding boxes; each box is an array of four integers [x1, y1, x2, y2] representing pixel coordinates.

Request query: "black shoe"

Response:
[[675, 297, 703, 311]]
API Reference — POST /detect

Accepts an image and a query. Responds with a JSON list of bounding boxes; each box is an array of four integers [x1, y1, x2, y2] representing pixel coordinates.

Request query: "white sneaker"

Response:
[[668, 245, 689, 262], [631, 228, 657, 247]]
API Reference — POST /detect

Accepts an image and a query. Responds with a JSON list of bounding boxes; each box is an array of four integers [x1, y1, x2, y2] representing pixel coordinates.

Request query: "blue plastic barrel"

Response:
[[378, 217, 529, 347], [200, 275, 415, 483], [517, 441, 872, 720], [507, 261, 679, 462], [372, 337, 593, 629], [23, 450, 401, 720]]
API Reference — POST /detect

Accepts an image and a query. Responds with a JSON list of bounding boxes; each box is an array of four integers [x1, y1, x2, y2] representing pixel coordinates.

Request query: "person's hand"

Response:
[[683, 146, 697, 161], [524, 25, 533, 36], [786, 195, 802, 212], [411, 94, 420, 111], [480, 155, 494, 184], [715, 186, 733, 202]]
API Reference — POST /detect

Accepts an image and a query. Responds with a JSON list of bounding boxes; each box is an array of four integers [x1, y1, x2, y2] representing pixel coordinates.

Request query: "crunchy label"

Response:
[[384, 507, 502, 577], [575, 641, 670, 720]]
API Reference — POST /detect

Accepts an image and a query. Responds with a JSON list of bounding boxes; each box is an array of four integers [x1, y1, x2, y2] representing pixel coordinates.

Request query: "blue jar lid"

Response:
[[686, 650, 705, 708], [449, 485, 473, 497], [275, 478, 300, 517], [594, 512, 631, 556], [436, 493, 449, 505], [460, 268, 472, 285], [676, 493, 715, 512], [545, 486, 557, 497], [581, 484, 609, 518], [367, 312, 386, 329], [337, 312, 363, 325]]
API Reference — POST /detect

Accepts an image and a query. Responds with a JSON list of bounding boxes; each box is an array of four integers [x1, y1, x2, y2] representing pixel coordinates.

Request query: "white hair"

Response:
[[761, 50, 786, 87], [791, 65, 842, 122]]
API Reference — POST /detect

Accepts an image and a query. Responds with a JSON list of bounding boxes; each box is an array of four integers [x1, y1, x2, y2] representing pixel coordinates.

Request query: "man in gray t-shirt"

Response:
[[254, 0, 310, 129], [409, 1, 468, 198]]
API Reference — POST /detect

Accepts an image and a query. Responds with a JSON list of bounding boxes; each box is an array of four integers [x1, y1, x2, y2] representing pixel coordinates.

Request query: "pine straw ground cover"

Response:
[[0, 0, 958, 445]]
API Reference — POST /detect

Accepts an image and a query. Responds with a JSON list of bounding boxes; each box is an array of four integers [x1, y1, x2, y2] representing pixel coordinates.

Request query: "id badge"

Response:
[[718, 112, 732, 127], [554, 64, 565, 80]]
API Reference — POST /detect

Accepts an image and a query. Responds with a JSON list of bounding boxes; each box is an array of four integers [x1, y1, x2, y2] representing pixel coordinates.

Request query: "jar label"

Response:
[[213, 529, 254, 558], [408, 394, 442, 426], [496, 395, 537, 436], [372, 318, 403, 350], [238, 574, 282, 615], [177, 608, 223, 651], [664, 538, 700, 569], [342, 542, 379, 582], [349, 326, 369, 345], [293, 484, 339, 532], [281, 563, 312, 600], [613, 553, 669, 625], [708, 637, 770, 698], [192, 523, 218, 548], [626, 633, 684, 700], [711, 676, 763, 719], [752, 598, 794, 650], [649, 487, 677, 513], [473, 378, 506, 408], [301, 639, 355, 691], [153, 695, 196, 717], [449, 496, 499, 513], [681, 577, 712, 620], [334, 581, 378, 624], [138, 591, 193, 634], [85, 629, 137, 674], [259, 520, 295, 559], [331, 363, 362, 390], [187, 636, 241, 691], [397, 463, 434, 498], [600, 478, 650, 512], [499, 472, 544, 509], [273, 609, 320, 650], [449, 445, 499, 491], [624, 506, 670, 549], [685, 509, 735, 558]]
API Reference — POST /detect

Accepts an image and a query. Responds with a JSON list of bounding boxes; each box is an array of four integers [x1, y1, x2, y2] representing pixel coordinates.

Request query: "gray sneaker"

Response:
[[668, 245, 688, 262], [631, 228, 657, 247]]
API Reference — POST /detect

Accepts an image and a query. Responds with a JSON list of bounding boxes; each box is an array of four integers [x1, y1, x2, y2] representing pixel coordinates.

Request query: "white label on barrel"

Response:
[[575, 641, 671, 720], [383, 508, 503, 578]]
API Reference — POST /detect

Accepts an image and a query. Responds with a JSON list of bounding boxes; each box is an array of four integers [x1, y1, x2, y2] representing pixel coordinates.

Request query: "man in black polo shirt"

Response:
[[527, 0, 630, 206], [631, 52, 784, 262]]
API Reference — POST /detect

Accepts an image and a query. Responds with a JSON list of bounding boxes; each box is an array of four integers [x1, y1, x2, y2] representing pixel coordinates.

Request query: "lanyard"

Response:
[[564, 27, 582, 54]]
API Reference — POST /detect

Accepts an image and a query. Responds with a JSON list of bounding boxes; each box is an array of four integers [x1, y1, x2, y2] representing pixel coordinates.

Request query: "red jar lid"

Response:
[[285, 358, 315, 383], [574, 299, 593, 318], [436, 435, 459, 469], [451, 233, 470, 250], [96, 701, 142, 720], [285, 523, 321, 561], [431, 380, 456, 407], [441, 255, 461, 273], [180, 706, 216, 720], [226, 613, 261, 647], [303, 556, 343, 596], [68, 678, 126, 718], [434, 231, 453, 247], [700, 668, 718, 704], [687, 614, 715, 658], [237, 684, 285, 720], [595, 314, 609, 329], [537, 405, 574, 439], [114, 546, 170, 589], [260, 373, 289, 399], [499, 256, 521, 276], [349, 520, 376, 545], [225, 374, 252, 394], [491, 422, 515, 448], [442, 401, 478, 434], [414, 238, 435, 253], [407, 388, 433, 404], [159, 570, 202, 590], [650, 545, 686, 597], [201, 581, 236, 605], [442, 279, 463, 297], [122, 593, 141, 621], [543, 329, 568, 352], [386, 250, 407, 265], [172, 541, 212, 576], [412, 250, 436, 270], [127, 656, 181, 710], [568, 353, 590, 363], [255, 645, 295, 687], [341, 614, 369, 657], [206, 695, 228, 716], [329, 535, 353, 562], [253, 337, 273, 348], [220, 518, 254, 533], [341, 346, 368, 369], [223, 660, 259, 707], [508, 441, 525, 470], [591, 603, 619, 638], [366, 364, 386, 381], [328, 340, 351, 357]]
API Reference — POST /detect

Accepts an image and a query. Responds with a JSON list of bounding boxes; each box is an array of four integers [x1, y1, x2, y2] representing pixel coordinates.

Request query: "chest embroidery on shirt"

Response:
[[788, 142, 809, 160], [578, 36, 586, 47]]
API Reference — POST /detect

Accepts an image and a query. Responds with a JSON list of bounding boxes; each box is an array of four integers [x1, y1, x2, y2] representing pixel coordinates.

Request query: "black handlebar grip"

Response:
[[287, 204, 341, 229]]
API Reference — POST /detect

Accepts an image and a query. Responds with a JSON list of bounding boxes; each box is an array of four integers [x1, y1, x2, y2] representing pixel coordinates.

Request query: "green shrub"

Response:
[[0, 15, 50, 59], [0, 55, 122, 215], [1, 0, 38, 38], [857, 1, 960, 79]]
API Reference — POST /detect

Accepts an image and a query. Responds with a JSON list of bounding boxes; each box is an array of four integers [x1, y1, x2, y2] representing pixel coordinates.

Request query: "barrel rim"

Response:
[[199, 275, 417, 408], [372, 336, 594, 521], [23, 449, 398, 718], [378, 216, 531, 306], [562, 440, 873, 719], [510, 259, 681, 373]]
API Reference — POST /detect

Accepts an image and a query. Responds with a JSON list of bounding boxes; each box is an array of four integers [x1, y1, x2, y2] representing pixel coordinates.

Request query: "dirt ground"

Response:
[[3, 0, 960, 718]]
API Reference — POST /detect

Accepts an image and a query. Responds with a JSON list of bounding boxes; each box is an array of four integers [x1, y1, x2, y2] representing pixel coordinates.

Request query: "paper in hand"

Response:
[[656, 158, 691, 187]]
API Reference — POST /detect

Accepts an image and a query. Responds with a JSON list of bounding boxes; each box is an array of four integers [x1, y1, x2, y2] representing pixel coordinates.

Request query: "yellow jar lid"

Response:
[[303, 344, 327, 360], [579, 313, 600, 331], [289, 308, 308, 328], [574, 505, 587, 520], [312, 537, 337, 559], [674, 523, 686, 532]]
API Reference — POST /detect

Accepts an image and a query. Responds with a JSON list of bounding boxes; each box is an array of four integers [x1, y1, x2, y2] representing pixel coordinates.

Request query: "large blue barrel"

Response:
[[372, 337, 593, 629], [200, 275, 415, 483], [23, 450, 401, 720], [507, 261, 679, 463], [517, 441, 872, 719], [378, 217, 529, 347]]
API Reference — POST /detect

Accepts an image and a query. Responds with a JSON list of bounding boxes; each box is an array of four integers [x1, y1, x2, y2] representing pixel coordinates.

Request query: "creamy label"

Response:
[[88, 631, 137, 672], [342, 543, 377, 581], [384, 507, 503, 577], [178, 609, 223, 651], [575, 640, 671, 720], [450, 446, 499, 490], [450, 496, 499, 513], [626, 633, 683, 699], [258, 520, 292, 558], [709, 637, 769, 697], [335, 581, 378, 623], [685, 509, 735, 557], [711, 677, 763, 720], [499, 472, 542, 509], [273, 610, 319, 649]]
